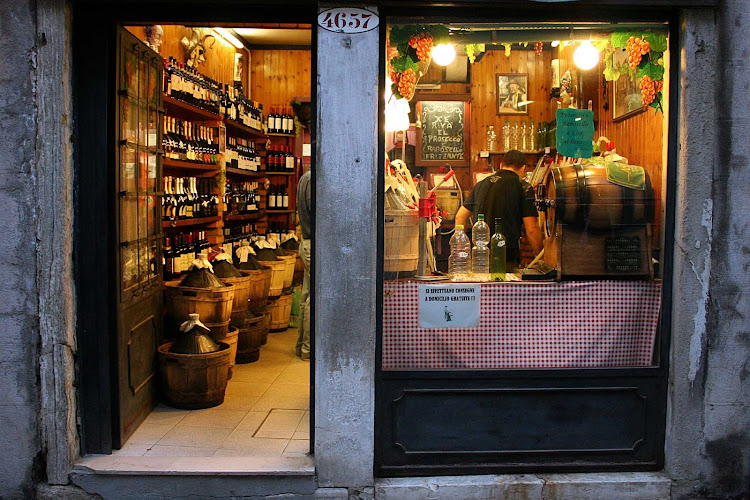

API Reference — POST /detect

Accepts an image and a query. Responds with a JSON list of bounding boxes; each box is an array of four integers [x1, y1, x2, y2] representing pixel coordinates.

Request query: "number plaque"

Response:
[[317, 8, 379, 34]]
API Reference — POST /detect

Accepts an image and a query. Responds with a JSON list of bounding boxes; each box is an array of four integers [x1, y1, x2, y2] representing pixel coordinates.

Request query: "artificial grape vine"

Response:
[[387, 25, 450, 101]]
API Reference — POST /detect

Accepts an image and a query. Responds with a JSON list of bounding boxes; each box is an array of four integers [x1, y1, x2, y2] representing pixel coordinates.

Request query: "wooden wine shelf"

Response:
[[162, 215, 221, 228], [223, 211, 266, 222], [224, 119, 266, 139], [265, 171, 295, 176], [225, 167, 266, 178], [266, 132, 295, 138], [266, 209, 295, 214], [163, 158, 220, 173], [163, 95, 222, 122]]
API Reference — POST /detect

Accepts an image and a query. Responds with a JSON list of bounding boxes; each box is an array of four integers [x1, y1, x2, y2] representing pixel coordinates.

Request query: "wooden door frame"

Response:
[[73, 0, 317, 454]]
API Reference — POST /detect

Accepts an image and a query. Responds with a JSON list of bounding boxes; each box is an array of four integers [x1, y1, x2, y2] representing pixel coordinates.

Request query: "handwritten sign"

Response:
[[317, 8, 379, 33], [419, 284, 480, 329], [556, 108, 594, 159], [417, 99, 471, 167]]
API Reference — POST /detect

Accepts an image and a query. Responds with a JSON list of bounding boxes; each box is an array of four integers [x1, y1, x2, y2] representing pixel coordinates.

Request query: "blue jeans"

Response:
[[296, 239, 311, 358]]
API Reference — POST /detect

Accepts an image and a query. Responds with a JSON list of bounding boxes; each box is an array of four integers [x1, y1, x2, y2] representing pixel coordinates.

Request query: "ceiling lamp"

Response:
[[551, 40, 560, 48], [432, 43, 457, 66], [214, 28, 244, 49], [573, 40, 599, 70]]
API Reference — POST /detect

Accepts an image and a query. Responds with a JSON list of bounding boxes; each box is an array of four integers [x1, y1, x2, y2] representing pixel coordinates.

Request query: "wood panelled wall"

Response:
[[126, 25, 248, 91], [249, 50, 312, 112]]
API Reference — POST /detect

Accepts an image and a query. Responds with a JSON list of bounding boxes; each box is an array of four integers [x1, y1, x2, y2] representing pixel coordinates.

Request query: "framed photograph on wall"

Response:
[[497, 73, 529, 114], [612, 50, 646, 122]]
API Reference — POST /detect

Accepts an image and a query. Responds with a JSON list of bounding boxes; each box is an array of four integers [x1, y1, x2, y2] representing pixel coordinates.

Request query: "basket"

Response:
[[263, 259, 287, 297], [240, 267, 272, 311], [164, 282, 234, 337], [158, 342, 231, 410], [384, 209, 419, 277], [269, 293, 293, 332], [236, 313, 266, 364], [220, 274, 256, 325]]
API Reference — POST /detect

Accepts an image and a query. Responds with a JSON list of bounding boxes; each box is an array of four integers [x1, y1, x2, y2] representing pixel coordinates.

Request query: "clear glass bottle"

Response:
[[490, 218, 507, 282], [510, 121, 520, 150], [486, 126, 497, 152], [471, 214, 490, 281], [449, 224, 472, 281], [520, 120, 528, 151], [502, 120, 511, 151], [529, 120, 537, 152]]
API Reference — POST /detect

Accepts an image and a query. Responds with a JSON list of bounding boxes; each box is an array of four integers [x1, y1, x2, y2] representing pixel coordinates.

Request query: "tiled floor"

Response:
[[114, 327, 310, 458]]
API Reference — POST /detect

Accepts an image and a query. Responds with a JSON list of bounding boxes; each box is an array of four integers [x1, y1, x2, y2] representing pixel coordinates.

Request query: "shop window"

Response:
[[377, 19, 673, 475]]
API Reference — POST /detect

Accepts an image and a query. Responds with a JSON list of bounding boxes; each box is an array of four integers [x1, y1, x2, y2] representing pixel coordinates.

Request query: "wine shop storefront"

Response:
[[20, 0, 749, 498]]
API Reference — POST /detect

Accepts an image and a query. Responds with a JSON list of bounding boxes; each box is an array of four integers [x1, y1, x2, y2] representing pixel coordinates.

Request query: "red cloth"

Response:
[[382, 280, 661, 370]]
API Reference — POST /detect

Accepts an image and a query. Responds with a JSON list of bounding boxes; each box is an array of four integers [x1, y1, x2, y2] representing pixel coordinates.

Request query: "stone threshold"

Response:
[[375, 472, 673, 500], [73, 455, 315, 476]]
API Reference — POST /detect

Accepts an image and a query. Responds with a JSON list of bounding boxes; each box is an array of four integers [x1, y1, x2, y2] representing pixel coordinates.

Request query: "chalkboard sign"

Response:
[[416, 97, 471, 167]]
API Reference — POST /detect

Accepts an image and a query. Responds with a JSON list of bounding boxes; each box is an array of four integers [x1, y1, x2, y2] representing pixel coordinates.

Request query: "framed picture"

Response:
[[612, 50, 646, 122], [497, 73, 529, 114]]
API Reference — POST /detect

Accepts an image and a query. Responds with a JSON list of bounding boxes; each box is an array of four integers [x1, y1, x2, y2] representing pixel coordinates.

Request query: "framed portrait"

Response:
[[612, 50, 646, 122], [497, 73, 529, 115]]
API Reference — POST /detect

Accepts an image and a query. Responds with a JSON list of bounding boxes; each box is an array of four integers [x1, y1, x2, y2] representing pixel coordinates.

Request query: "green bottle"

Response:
[[490, 218, 506, 281]]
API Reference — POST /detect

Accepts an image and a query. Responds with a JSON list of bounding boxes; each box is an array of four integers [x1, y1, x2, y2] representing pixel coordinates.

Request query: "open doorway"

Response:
[[75, 12, 315, 461]]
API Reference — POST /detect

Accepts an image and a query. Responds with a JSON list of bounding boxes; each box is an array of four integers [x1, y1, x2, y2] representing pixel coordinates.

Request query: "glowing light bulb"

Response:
[[432, 43, 457, 66], [551, 40, 560, 48], [573, 41, 600, 70]]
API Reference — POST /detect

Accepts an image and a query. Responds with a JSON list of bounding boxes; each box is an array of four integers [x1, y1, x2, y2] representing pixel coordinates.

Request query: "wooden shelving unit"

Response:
[[162, 215, 221, 228], [223, 211, 266, 222], [225, 167, 266, 178]]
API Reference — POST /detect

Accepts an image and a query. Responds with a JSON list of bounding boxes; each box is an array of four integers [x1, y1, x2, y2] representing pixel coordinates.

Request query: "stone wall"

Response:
[[0, 0, 42, 498]]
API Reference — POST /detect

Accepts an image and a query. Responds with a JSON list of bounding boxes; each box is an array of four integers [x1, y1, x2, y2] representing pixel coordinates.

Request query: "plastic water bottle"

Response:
[[449, 224, 472, 281], [521, 120, 528, 151], [471, 214, 490, 281], [486, 126, 497, 152], [490, 218, 507, 282], [502, 121, 511, 151]]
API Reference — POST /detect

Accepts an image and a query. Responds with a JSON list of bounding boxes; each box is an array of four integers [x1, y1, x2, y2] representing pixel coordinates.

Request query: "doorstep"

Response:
[[71, 455, 316, 498], [374, 472, 672, 500]]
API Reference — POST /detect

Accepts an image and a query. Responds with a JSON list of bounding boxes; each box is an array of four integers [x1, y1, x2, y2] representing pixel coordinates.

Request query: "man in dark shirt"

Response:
[[455, 150, 542, 269], [296, 168, 311, 360]]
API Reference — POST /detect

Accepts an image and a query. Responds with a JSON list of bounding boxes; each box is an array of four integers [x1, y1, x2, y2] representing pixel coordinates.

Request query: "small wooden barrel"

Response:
[[236, 314, 265, 364], [240, 267, 272, 311], [262, 260, 287, 298], [221, 274, 255, 325], [545, 163, 654, 231], [219, 327, 239, 380], [164, 282, 234, 337], [278, 255, 296, 289], [269, 293, 293, 332], [158, 342, 231, 410], [286, 250, 303, 273]]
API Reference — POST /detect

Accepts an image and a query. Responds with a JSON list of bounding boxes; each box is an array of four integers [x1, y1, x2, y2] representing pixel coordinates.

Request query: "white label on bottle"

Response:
[[274, 116, 282, 131], [418, 284, 480, 329], [318, 8, 379, 33]]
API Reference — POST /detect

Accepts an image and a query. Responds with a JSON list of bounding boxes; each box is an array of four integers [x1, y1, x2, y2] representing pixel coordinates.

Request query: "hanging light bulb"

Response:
[[573, 40, 600, 70], [551, 40, 560, 48], [432, 43, 457, 66]]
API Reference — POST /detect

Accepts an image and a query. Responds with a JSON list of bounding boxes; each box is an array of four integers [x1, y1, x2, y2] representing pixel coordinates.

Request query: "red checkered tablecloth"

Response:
[[382, 280, 661, 370]]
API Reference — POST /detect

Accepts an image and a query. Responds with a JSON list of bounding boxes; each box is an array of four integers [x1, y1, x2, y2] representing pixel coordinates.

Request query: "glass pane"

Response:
[[122, 49, 138, 94], [120, 146, 137, 193], [138, 195, 148, 242], [148, 238, 159, 280], [138, 239, 152, 284], [146, 195, 158, 236], [139, 57, 148, 102], [138, 104, 148, 150], [381, 21, 669, 371], [120, 197, 138, 242], [120, 97, 137, 144], [121, 246, 138, 291], [148, 64, 159, 107], [147, 108, 158, 150], [146, 152, 157, 192]]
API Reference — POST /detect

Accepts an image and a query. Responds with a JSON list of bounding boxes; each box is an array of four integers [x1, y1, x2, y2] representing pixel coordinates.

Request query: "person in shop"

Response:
[[454, 149, 543, 271], [296, 166, 312, 361]]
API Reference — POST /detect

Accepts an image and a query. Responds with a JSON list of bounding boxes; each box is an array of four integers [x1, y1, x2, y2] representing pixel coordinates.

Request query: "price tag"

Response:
[[318, 8, 379, 34]]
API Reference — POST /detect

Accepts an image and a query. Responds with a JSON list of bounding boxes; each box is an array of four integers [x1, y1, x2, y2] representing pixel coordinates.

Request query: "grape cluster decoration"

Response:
[[387, 25, 450, 101], [603, 31, 668, 113]]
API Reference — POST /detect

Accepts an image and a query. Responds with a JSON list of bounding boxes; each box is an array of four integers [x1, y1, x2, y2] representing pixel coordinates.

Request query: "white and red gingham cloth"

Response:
[[382, 280, 661, 370]]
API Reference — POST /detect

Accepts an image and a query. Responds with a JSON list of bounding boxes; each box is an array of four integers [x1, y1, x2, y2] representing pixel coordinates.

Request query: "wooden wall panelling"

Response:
[[249, 49, 311, 111]]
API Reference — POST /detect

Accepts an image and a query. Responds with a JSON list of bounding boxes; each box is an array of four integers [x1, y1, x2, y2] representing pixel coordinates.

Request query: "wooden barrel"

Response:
[[157, 342, 231, 410], [286, 250, 303, 272], [262, 260, 287, 298], [236, 314, 265, 363], [269, 293, 293, 332], [240, 267, 272, 311], [220, 327, 239, 380], [544, 163, 654, 231], [164, 282, 234, 337], [221, 274, 255, 325], [260, 310, 271, 345], [278, 255, 296, 289]]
